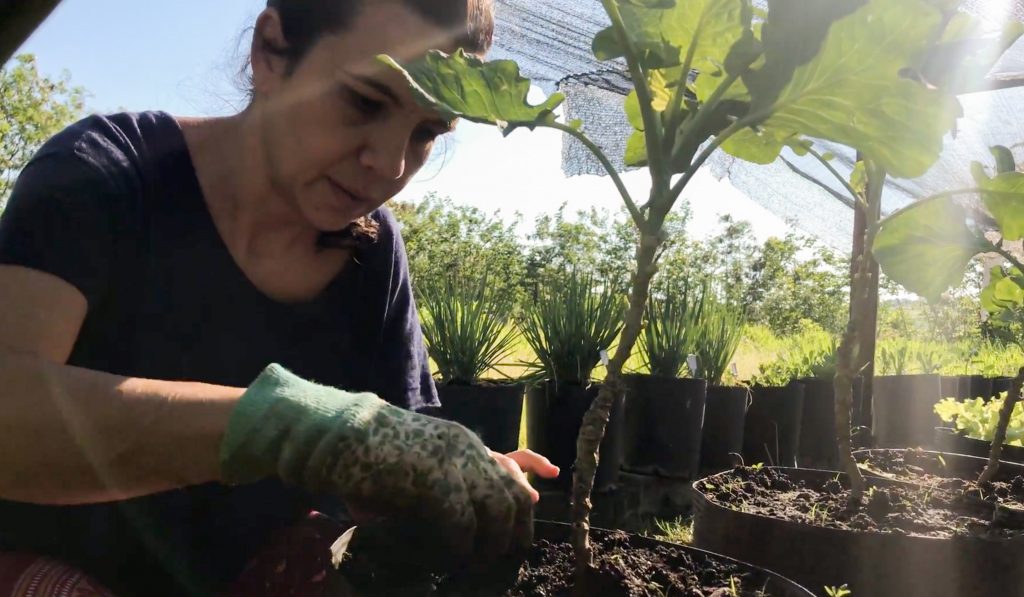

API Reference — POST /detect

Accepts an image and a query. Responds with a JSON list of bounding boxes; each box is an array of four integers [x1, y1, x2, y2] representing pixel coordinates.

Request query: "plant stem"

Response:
[[548, 121, 644, 227], [990, 242, 1024, 274], [570, 230, 661, 578], [599, 0, 670, 195], [835, 160, 884, 506], [806, 146, 867, 213], [979, 367, 1024, 484], [667, 118, 746, 206]]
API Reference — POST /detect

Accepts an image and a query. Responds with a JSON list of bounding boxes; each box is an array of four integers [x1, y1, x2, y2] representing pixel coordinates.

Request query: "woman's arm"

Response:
[[0, 265, 241, 505]]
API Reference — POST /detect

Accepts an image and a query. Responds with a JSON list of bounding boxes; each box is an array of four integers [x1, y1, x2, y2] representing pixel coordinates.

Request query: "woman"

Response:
[[0, 1, 557, 595]]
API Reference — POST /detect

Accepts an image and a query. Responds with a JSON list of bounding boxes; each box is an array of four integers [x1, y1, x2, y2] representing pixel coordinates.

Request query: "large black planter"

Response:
[[437, 382, 524, 455], [854, 448, 1024, 483], [872, 374, 941, 448], [693, 468, 1024, 597], [744, 383, 804, 468], [797, 378, 844, 469], [933, 427, 1024, 465], [622, 374, 706, 479], [700, 385, 749, 472], [526, 381, 624, 492]]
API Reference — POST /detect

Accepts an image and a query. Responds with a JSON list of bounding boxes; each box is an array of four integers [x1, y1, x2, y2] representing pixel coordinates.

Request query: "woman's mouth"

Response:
[[326, 178, 371, 205]]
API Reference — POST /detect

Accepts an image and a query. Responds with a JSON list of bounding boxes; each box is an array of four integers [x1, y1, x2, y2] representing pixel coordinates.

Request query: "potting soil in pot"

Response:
[[702, 466, 1024, 539], [338, 528, 809, 596]]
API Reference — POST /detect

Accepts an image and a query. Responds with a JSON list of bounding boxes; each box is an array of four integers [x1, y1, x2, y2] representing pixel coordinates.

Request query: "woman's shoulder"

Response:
[[32, 111, 183, 187]]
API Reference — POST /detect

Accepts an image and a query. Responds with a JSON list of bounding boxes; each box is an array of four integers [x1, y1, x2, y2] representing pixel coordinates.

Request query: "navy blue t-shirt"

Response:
[[0, 111, 438, 595]]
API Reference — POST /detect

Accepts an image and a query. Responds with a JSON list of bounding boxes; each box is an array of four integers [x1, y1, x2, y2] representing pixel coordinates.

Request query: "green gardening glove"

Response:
[[219, 364, 533, 559]]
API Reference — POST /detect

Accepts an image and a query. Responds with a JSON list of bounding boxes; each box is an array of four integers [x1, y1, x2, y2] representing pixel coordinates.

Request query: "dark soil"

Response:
[[339, 531, 782, 596], [701, 465, 1024, 541]]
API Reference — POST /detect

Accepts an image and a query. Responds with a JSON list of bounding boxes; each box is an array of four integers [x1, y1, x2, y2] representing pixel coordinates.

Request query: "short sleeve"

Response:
[[0, 152, 121, 306], [364, 208, 439, 412]]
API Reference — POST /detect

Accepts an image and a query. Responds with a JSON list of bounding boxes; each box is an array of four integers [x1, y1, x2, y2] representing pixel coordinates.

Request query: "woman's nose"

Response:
[[359, 130, 408, 180]]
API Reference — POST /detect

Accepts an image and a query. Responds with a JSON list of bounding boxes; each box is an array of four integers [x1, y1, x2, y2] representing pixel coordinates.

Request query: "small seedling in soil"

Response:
[[825, 585, 852, 597]]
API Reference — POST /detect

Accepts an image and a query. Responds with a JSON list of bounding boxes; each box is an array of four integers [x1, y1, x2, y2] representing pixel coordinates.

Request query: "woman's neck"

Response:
[[177, 111, 320, 260]]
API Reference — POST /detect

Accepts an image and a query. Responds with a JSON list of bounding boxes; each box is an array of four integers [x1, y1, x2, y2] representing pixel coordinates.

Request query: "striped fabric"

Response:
[[0, 553, 115, 597]]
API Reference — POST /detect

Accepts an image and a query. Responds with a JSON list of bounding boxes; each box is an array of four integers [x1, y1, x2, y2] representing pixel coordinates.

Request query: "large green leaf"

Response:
[[873, 197, 989, 301], [974, 168, 1024, 241], [378, 50, 564, 134], [981, 266, 1024, 314], [920, 13, 1024, 94], [742, 0, 960, 178], [593, 0, 750, 73]]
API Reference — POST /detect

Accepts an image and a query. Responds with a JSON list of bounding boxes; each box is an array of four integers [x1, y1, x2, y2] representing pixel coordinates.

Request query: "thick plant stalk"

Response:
[[834, 268, 867, 505], [979, 367, 1024, 484], [571, 231, 661, 574]]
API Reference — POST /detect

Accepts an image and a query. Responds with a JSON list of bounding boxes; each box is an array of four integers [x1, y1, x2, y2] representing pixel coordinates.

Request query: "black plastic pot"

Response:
[[933, 427, 1024, 465], [872, 374, 941, 448], [622, 374, 706, 479], [797, 378, 843, 469], [437, 382, 524, 455], [992, 376, 1015, 400], [525, 381, 624, 492], [744, 383, 804, 468], [700, 385, 749, 473], [853, 448, 1024, 483], [940, 375, 970, 401], [693, 467, 1024, 597], [969, 374, 993, 402]]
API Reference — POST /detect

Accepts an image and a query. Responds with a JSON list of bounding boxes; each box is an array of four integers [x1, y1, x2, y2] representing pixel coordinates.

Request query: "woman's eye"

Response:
[[347, 89, 384, 116]]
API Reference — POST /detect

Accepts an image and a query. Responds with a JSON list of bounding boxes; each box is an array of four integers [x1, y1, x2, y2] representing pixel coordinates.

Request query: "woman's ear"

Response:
[[249, 8, 291, 97]]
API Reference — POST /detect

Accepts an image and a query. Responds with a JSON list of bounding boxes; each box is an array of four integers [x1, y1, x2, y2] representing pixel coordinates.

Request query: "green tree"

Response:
[[1, 54, 86, 205], [391, 193, 526, 304]]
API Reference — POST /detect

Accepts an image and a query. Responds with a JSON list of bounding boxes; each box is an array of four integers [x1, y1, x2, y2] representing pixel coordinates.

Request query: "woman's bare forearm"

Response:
[[0, 350, 243, 505]]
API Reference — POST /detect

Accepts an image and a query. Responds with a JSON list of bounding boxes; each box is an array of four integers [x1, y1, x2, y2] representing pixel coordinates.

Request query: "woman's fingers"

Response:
[[490, 450, 539, 502], [503, 449, 560, 480]]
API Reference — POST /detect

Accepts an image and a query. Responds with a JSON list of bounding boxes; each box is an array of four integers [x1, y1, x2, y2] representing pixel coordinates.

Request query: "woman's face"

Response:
[[252, 2, 459, 232]]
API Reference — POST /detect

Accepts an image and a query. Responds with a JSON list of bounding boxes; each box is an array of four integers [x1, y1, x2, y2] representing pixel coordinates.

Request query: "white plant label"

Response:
[[600, 350, 609, 367], [687, 354, 699, 376], [731, 363, 739, 378]]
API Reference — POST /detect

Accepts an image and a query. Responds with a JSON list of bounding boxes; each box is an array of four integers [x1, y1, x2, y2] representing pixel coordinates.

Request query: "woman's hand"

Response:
[[489, 449, 559, 503], [219, 365, 543, 560]]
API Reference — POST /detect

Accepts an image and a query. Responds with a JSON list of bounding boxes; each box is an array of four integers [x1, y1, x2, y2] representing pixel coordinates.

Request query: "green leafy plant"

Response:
[[877, 340, 912, 375], [912, 341, 949, 375], [641, 280, 705, 378], [873, 145, 1024, 482], [935, 397, 1024, 447], [383, 0, 1020, 576], [693, 296, 745, 386], [825, 585, 852, 597], [519, 270, 624, 386], [417, 273, 519, 385]]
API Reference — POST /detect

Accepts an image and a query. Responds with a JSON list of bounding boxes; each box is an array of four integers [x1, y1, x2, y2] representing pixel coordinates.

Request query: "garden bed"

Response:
[[338, 522, 813, 596]]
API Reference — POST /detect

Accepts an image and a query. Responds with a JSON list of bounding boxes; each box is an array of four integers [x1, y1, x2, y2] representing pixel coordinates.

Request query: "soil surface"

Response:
[[701, 465, 1024, 541], [855, 448, 1021, 485], [339, 530, 785, 596]]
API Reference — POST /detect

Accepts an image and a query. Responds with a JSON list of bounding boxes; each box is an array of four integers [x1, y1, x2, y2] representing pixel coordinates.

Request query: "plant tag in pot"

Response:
[[600, 350, 609, 367], [731, 363, 739, 379], [687, 354, 699, 377]]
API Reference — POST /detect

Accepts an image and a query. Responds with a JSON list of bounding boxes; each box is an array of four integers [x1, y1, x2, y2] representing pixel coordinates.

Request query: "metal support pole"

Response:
[[0, 0, 63, 66]]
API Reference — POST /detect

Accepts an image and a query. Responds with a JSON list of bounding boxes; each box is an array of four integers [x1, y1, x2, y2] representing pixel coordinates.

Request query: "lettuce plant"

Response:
[[381, 0, 1021, 579]]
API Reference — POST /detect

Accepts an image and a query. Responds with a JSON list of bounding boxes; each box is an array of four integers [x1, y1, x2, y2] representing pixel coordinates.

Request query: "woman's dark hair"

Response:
[[251, 0, 494, 249], [266, 0, 494, 71]]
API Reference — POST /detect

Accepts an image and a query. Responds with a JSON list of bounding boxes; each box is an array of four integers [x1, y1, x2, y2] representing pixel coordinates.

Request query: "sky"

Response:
[[15, 0, 793, 242]]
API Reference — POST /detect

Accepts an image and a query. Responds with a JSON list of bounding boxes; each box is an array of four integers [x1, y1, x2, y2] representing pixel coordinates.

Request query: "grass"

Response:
[[654, 516, 694, 545]]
